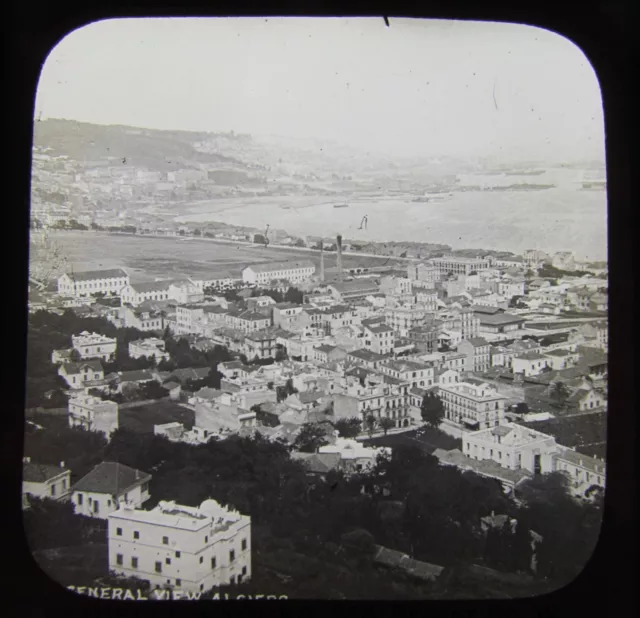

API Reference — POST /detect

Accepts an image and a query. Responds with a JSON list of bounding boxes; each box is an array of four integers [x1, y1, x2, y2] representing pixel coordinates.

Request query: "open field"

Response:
[[520, 411, 606, 457], [34, 231, 401, 282], [119, 399, 195, 434], [363, 427, 461, 454]]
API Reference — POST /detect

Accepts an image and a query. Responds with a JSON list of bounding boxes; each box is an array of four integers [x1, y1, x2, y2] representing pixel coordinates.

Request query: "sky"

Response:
[[35, 17, 606, 163]]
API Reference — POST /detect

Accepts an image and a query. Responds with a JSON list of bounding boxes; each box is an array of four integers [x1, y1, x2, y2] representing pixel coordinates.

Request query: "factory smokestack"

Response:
[[336, 235, 344, 283], [320, 240, 325, 282]]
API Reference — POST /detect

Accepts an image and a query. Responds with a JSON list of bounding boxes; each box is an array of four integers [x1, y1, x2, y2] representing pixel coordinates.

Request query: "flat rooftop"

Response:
[[109, 499, 246, 532]]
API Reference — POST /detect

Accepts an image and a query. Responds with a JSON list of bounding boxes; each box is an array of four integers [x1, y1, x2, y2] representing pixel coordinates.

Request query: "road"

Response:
[[118, 231, 412, 264]]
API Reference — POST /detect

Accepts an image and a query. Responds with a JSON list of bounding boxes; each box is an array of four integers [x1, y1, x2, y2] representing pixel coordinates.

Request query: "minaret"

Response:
[[336, 235, 344, 283], [320, 240, 325, 282]]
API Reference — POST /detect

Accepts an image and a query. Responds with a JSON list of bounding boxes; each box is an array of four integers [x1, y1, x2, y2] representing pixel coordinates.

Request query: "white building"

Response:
[[68, 394, 119, 438], [167, 281, 205, 305], [22, 459, 72, 503], [128, 338, 170, 362], [512, 351, 552, 377], [121, 280, 185, 306], [318, 437, 391, 474], [439, 380, 507, 430], [108, 499, 251, 593], [552, 251, 576, 271], [362, 322, 395, 355], [58, 360, 104, 388], [462, 423, 560, 475], [71, 462, 151, 520], [71, 331, 118, 361], [190, 272, 238, 292], [57, 269, 130, 298], [554, 448, 606, 492], [154, 423, 214, 445], [193, 390, 258, 434], [242, 260, 315, 285], [379, 358, 435, 389], [428, 256, 492, 276]]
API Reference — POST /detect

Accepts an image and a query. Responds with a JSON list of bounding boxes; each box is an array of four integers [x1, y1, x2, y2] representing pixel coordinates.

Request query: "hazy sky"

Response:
[[36, 17, 606, 162]]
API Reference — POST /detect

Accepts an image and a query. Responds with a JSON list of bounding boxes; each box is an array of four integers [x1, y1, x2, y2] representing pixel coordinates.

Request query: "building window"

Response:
[[166, 558, 171, 565], [51, 485, 56, 497], [116, 553, 123, 566], [131, 557, 138, 568], [162, 536, 169, 545], [230, 576, 236, 585], [133, 531, 140, 539], [155, 562, 162, 573], [229, 550, 235, 563], [176, 579, 181, 586], [242, 566, 247, 576], [116, 527, 123, 536], [175, 551, 181, 558], [204, 536, 208, 543], [199, 556, 203, 564], [77, 493, 83, 505], [211, 557, 217, 569]]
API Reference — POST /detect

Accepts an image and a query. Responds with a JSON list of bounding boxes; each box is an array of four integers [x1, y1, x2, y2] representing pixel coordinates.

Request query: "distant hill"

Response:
[[33, 119, 257, 174]]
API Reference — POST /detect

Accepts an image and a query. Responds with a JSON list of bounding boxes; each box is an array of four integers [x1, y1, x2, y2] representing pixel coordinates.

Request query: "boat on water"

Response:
[[411, 194, 451, 203], [333, 204, 349, 208]]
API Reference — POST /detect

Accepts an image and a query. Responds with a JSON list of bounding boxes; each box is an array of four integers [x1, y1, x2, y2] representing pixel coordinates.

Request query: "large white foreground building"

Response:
[[462, 423, 559, 475], [242, 260, 315, 285], [57, 269, 130, 298], [108, 499, 251, 593]]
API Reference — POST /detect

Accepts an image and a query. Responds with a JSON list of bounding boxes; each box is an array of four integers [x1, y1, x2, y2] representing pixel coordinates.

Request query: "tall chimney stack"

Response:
[[336, 235, 344, 283], [319, 240, 325, 282]]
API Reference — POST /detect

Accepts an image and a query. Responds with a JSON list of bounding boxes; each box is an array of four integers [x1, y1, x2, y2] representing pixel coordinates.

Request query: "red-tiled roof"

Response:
[[72, 462, 151, 495], [23, 462, 68, 483]]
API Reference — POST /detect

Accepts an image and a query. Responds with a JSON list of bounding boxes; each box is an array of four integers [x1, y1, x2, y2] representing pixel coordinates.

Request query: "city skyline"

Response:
[[36, 17, 606, 164]]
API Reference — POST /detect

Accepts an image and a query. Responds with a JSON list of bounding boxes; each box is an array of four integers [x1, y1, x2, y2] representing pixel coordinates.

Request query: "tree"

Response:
[[549, 381, 571, 403], [284, 287, 303, 304], [121, 382, 142, 401], [23, 497, 105, 552], [515, 471, 572, 505], [420, 392, 445, 429], [291, 423, 330, 453], [334, 418, 362, 438], [284, 378, 297, 397], [253, 233, 267, 245], [364, 414, 377, 438], [379, 416, 395, 436], [514, 402, 530, 415], [511, 520, 534, 574]]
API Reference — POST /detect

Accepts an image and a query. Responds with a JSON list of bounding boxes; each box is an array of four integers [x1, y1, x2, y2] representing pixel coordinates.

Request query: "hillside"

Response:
[[32, 119, 469, 186], [33, 119, 258, 174]]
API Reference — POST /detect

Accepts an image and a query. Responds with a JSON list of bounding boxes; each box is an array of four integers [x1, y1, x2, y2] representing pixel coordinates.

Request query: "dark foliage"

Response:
[[24, 497, 107, 552], [333, 417, 362, 438], [291, 423, 330, 453], [23, 425, 108, 483], [420, 392, 445, 429]]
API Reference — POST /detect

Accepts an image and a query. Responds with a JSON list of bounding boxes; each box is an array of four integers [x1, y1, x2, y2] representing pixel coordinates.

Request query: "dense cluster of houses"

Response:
[[25, 249, 607, 594]]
